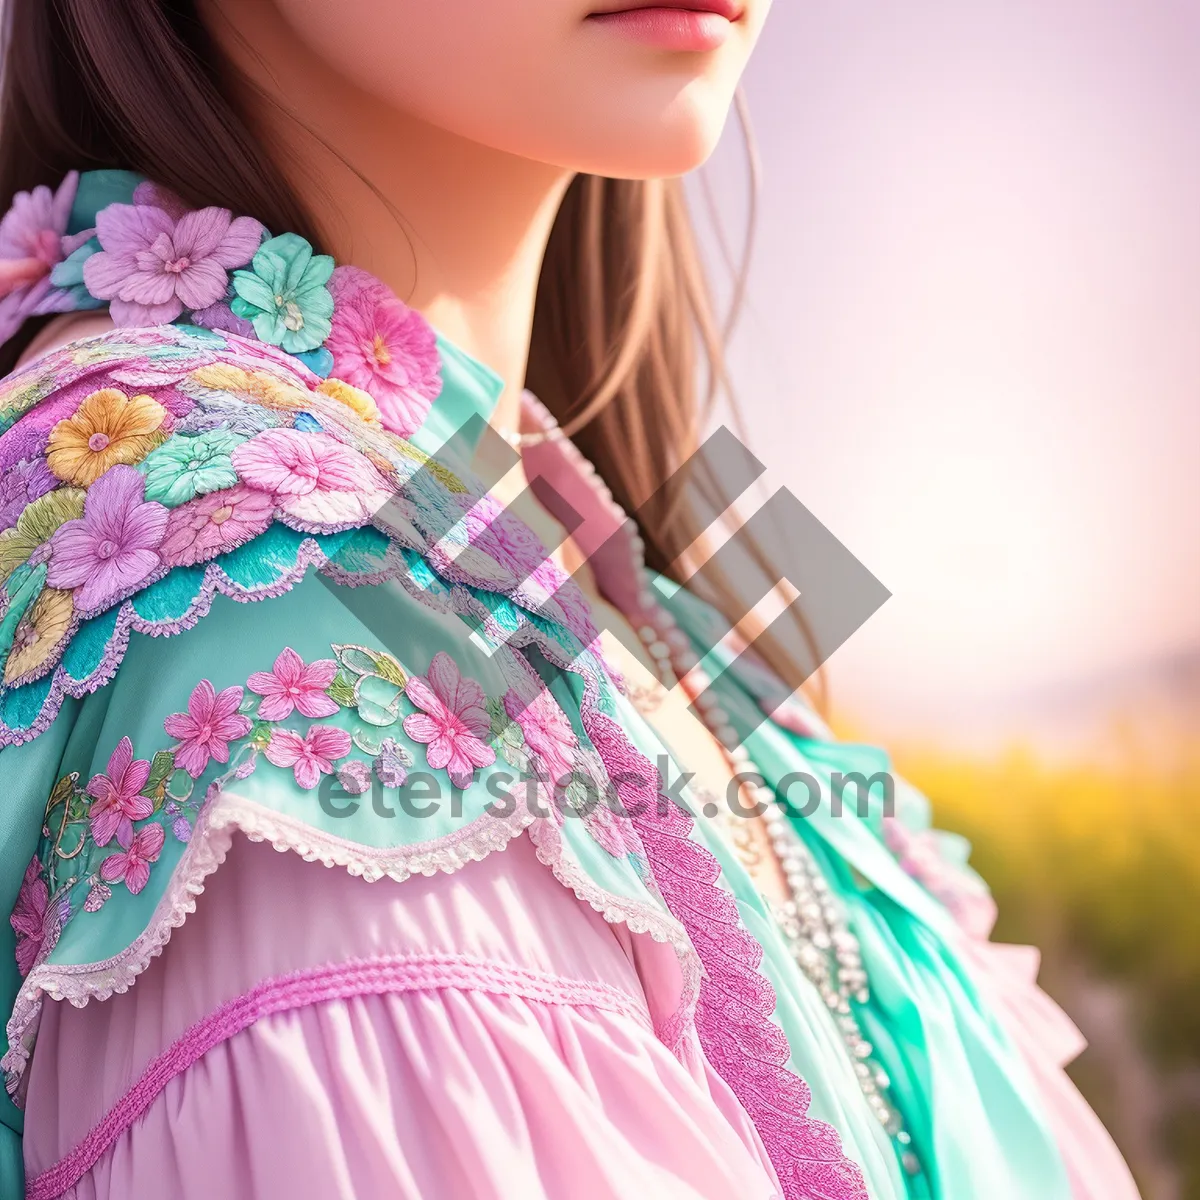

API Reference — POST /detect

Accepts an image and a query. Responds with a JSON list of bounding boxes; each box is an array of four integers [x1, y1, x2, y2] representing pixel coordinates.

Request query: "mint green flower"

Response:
[[230, 232, 334, 354], [140, 429, 241, 507]]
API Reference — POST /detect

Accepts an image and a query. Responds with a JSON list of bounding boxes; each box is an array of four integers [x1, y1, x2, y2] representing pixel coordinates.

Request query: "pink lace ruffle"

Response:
[[581, 699, 869, 1200]]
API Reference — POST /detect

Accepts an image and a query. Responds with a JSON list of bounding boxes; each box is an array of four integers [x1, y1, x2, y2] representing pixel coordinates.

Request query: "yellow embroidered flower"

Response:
[[4, 587, 74, 684], [46, 389, 167, 486], [192, 364, 309, 412], [191, 363, 251, 394], [318, 377, 381, 424]]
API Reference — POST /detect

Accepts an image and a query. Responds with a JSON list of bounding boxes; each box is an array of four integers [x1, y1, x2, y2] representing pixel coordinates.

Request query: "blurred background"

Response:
[[697, 2, 1200, 1196]]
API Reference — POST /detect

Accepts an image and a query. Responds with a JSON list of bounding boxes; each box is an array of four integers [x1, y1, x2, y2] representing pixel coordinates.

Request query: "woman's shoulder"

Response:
[[0, 320, 478, 749]]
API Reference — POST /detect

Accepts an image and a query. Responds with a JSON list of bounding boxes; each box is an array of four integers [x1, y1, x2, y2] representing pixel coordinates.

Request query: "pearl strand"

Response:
[[517, 399, 921, 1177], [623, 543, 921, 1178], [640, 608, 922, 1177]]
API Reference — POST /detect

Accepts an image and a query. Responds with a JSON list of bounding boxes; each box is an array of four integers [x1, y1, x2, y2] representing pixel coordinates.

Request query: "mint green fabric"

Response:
[[657, 580, 1073, 1200]]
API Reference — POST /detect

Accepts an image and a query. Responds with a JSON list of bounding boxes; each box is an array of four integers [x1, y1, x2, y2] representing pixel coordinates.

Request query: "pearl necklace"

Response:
[[665, 667, 921, 1179], [516, 397, 922, 1179]]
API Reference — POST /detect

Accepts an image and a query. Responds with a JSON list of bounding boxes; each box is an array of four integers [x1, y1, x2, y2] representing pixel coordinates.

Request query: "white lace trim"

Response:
[[2, 788, 692, 1104]]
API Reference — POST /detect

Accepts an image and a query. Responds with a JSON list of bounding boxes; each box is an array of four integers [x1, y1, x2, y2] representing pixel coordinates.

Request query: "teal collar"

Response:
[[411, 334, 505, 472]]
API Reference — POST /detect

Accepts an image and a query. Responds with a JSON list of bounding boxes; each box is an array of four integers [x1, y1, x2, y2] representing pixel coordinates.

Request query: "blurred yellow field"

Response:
[[896, 739, 1200, 1200]]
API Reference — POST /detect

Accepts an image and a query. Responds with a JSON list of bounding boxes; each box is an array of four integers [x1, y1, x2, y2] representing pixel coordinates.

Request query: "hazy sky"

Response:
[[699, 0, 1200, 741]]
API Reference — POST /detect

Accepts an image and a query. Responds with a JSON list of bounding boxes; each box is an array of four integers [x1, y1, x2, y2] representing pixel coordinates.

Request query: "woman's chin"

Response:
[[523, 94, 737, 180]]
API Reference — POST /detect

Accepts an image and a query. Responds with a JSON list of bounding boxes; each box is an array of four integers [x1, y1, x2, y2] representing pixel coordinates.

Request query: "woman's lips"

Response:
[[587, 4, 744, 52]]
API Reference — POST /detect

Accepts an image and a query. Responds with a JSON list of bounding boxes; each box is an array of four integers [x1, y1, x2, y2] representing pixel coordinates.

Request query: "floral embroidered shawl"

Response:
[[0, 171, 878, 1200]]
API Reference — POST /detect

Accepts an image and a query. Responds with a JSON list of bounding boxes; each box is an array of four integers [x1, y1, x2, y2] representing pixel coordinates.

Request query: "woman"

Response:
[[0, 2, 1138, 1198]]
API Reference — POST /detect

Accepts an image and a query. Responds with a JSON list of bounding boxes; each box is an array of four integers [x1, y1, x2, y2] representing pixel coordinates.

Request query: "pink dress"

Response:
[[22, 833, 782, 1199]]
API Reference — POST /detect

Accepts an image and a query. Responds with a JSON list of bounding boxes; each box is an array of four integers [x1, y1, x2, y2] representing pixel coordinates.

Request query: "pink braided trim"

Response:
[[580, 697, 870, 1200], [26, 953, 652, 1200]]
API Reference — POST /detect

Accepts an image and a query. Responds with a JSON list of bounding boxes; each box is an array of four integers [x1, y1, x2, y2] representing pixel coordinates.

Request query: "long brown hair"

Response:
[[0, 0, 820, 702]]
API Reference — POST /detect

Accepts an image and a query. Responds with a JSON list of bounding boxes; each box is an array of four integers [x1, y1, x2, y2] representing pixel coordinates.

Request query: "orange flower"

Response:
[[3, 588, 74, 684], [46, 388, 166, 486]]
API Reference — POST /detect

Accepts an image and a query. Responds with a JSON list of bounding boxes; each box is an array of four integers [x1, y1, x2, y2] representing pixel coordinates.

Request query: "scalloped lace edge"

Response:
[[1, 533, 611, 750], [2, 789, 691, 1103]]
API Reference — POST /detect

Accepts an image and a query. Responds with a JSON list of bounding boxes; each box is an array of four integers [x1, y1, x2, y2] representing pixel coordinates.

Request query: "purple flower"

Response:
[[46, 464, 168, 614], [83, 201, 264, 326], [373, 738, 410, 788], [189, 300, 255, 339], [0, 458, 57, 532], [336, 759, 373, 796], [10, 858, 50, 976], [0, 171, 83, 342]]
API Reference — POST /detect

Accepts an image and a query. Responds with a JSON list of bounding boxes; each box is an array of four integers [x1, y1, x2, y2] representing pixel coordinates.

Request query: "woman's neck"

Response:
[[203, 2, 573, 437]]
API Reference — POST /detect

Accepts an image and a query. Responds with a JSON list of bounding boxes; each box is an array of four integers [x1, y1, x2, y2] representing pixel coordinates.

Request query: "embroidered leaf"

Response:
[[65, 793, 90, 825], [354, 674, 404, 727], [327, 670, 358, 708], [249, 719, 274, 747], [166, 768, 195, 801], [331, 643, 407, 690], [332, 644, 380, 678], [373, 653, 407, 688], [53, 819, 89, 861], [43, 772, 77, 821], [140, 751, 176, 802], [487, 698, 530, 771], [16, 488, 87, 542]]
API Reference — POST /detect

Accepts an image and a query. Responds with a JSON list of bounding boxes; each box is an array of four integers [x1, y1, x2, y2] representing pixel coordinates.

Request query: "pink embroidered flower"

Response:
[[264, 725, 352, 790], [248, 647, 339, 720], [336, 759, 373, 796], [163, 681, 252, 778], [158, 483, 275, 567], [99, 822, 166, 895], [86, 736, 155, 847], [456, 493, 550, 580], [0, 171, 83, 342], [504, 687, 576, 786], [46, 465, 168, 615], [231, 427, 392, 529], [403, 652, 496, 789], [10, 858, 50, 976], [326, 266, 442, 438], [83, 200, 264, 326]]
